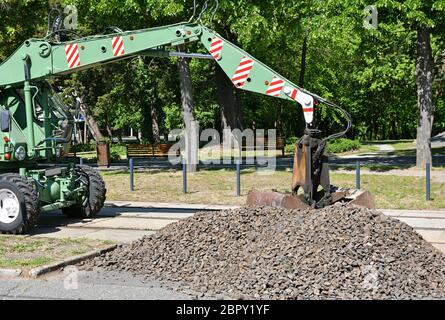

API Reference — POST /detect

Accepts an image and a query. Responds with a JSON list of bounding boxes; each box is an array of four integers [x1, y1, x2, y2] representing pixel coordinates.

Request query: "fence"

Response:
[[76, 156, 434, 202]]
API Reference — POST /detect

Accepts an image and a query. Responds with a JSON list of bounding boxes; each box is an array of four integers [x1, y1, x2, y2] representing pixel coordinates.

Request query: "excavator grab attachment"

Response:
[[246, 129, 376, 210]]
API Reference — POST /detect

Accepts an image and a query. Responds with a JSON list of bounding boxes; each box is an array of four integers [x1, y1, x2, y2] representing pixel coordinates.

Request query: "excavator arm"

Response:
[[198, 26, 315, 124], [0, 22, 314, 124]]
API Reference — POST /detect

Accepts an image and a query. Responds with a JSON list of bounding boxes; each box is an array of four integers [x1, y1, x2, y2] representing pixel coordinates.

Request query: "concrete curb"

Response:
[[28, 244, 117, 279], [0, 268, 22, 278], [104, 200, 239, 211]]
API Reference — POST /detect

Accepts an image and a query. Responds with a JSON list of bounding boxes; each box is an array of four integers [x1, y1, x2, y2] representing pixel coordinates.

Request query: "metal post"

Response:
[[182, 158, 187, 194], [79, 157, 83, 166], [426, 162, 431, 201], [356, 162, 361, 190], [129, 158, 134, 192], [236, 159, 241, 197]]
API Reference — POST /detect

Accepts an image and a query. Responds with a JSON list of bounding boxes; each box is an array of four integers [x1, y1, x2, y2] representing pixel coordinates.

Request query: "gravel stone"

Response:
[[82, 205, 445, 299]]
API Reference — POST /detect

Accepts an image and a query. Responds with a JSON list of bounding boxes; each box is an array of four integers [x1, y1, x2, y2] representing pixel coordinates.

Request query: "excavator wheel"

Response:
[[0, 173, 39, 235], [62, 165, 106, 219]]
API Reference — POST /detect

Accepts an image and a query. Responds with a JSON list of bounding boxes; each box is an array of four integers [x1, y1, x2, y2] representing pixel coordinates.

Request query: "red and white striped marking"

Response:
[[112, 36, 125, 57], [265, 77, 285, 97], [210, 37, 223, 59], [284, 86, 314, 123], [232, 56, 254, 88], [65, 43, 81, 69]]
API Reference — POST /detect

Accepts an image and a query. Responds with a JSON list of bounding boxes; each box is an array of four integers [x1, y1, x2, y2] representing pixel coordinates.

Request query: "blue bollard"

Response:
[[183, 158, 187, 194], [129, 158, 134, 192], [236, 159, 241, 197], [426, 162, 431, 201], [356, 162, 361, 190]]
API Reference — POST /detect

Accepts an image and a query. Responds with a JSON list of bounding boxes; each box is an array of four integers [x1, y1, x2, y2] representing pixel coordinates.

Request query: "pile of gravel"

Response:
[[83, 204, 445, 299]]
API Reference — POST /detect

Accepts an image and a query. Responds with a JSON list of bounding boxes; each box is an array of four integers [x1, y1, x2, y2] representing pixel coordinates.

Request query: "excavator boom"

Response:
[[0, 22, 315, 124]]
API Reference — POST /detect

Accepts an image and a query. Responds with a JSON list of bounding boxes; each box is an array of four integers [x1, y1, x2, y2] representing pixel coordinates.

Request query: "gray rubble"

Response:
[[82, 204, 445, 299]]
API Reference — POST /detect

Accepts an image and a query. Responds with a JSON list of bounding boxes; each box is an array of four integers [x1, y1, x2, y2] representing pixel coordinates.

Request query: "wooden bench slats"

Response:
[[127, 137, 286, 159], [127, 144, 179, 158], [240, 137, 286, 156]]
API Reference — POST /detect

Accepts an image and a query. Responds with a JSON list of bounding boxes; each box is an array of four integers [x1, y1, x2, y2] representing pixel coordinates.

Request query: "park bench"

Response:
[[241, 136, 285, 156], [126, 143, 179, 159]]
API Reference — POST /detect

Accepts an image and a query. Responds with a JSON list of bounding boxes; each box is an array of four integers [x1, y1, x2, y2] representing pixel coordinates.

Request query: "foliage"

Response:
[[326, 138, 361, 154], [74, 142, 96, 152], [285, 137, 361, 154], [0, 0, 444, 142]]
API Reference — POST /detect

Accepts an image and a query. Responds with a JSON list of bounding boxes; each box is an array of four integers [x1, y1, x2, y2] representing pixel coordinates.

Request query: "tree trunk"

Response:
[[415, 26, 434, 168], [106, 124, 113, 140], [215, 64, 243, 145], [77, 96, 104, 143], [177, 44, 197, 172], [151, 104, 160, 143]]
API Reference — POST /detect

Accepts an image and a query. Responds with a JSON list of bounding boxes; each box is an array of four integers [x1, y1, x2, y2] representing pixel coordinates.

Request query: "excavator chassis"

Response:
[[246, 131, 375, 210]]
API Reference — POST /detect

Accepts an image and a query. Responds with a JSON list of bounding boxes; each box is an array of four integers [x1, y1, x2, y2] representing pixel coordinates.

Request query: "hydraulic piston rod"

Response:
[[22, 55, 36, 153], [143, 50, 214, 60]]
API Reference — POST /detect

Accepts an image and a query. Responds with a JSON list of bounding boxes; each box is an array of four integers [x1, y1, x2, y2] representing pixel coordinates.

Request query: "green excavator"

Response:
[[0, 8, 374, 234]]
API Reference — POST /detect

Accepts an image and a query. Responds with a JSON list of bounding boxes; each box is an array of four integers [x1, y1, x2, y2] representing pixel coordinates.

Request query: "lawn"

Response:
[[0, 236, 113, 269], [101, 168, 445, 210], [362, 139, 445, 156]]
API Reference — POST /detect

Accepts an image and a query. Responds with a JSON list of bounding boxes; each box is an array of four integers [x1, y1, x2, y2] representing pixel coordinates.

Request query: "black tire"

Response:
[[0, 173, 39, 235], [62, 165, 106, 219]]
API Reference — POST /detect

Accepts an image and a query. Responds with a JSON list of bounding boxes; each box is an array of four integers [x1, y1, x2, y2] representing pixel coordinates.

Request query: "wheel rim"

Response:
[[0, 189, 20, 224]]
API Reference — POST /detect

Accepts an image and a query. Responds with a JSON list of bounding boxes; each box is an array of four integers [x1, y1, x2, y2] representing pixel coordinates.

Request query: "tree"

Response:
[[177, 44, 198, 172], [370, 0, 444, 167], [416, 26, 434, 167], [215, 64, 243, 144]]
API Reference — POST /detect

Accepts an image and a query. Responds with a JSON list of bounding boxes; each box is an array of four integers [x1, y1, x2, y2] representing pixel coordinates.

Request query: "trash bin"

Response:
[[97, 141, 110, 167]]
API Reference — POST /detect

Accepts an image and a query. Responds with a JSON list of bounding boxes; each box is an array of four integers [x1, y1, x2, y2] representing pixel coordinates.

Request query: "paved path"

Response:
[[382, 209, 445, 254], [432, 132, 445, 148], [377, 144, 396, 152], [31, 201, 234, 243], [334, 144, 396, 160]]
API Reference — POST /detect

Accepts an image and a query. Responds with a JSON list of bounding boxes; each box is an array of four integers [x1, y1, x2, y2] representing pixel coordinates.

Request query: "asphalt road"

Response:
[[0, 270, 200, 300]]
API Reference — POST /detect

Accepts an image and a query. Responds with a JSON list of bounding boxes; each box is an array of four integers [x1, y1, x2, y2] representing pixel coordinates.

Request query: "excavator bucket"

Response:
[[246, 136, 376, 210], [246, 190, 311, 210]]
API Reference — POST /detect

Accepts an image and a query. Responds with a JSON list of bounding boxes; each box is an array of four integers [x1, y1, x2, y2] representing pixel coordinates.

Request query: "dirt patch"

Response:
[[83, 205, 445, 299]]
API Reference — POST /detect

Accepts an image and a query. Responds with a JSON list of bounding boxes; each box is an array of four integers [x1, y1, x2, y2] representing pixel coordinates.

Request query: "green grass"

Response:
[[2, 257, 53, 269], [0, 236, 113, 269], [331, 173, 445, 210], [363, 139, 416, 150], [101, 168, 445, 210]]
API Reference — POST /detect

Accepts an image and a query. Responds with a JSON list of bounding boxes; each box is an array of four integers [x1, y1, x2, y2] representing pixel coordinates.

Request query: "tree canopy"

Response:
[[0, 0, 444, 143]]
